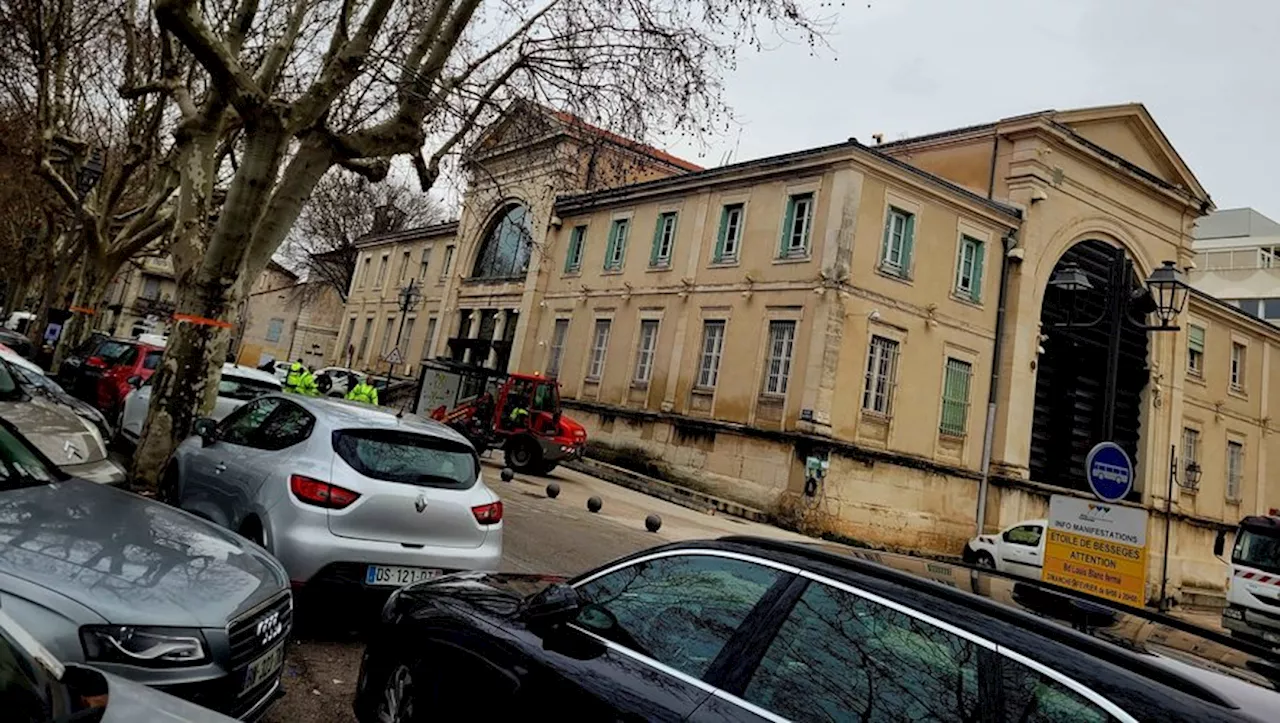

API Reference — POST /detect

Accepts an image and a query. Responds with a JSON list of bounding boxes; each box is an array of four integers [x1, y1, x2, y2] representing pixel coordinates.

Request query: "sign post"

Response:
[[1041, 441, 1148, 607]]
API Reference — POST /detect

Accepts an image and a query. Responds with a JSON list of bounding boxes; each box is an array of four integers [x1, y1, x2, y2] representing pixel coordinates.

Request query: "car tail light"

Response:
[[471, 501, 503, 525], [289, 474, 360, 509]]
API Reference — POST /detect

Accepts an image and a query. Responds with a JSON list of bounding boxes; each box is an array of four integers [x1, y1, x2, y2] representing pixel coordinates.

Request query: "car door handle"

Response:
[[214, 462, 226, 473]]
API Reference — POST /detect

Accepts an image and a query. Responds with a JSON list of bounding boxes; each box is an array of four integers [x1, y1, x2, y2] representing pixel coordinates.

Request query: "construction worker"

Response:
[[284, 359, 319, 396], [346, 376, 379, 405]]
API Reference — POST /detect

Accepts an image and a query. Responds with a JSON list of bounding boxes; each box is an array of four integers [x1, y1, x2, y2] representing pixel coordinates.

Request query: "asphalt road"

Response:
[[264, 460, 805, 723]]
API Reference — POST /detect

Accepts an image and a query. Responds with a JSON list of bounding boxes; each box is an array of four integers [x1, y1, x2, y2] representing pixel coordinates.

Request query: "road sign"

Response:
[[1042, 495, 1148, 607], [383, 347, 404, 365], [1085, 441, 1133, 502]]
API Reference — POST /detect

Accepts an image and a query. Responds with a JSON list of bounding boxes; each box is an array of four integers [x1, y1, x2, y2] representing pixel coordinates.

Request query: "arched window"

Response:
[[471, 204, 533, 279]]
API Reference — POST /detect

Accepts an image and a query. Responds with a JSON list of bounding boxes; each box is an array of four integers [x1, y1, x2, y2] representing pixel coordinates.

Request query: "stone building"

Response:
[[341, 103, 1278, 606], [231, 261, 345, 369]]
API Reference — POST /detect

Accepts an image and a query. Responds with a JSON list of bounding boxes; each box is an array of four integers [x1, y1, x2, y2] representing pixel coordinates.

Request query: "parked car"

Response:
[[59, 335, 134, 402], [0, 356, 123, 484], [95, 341, 164, 421], [0, 416, 291, 719], [963, 518, 1046, 578], [0, 328, 36, 359], [163, 396, 502, 605], [117, 363, 282, 446], [314, 366, 367, 398], [0, 606, 238, 722], [356, 537, 1280, 723]]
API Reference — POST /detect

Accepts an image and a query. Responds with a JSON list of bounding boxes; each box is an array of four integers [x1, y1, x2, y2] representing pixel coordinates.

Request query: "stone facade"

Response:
[[339, 103, 1280, 606]]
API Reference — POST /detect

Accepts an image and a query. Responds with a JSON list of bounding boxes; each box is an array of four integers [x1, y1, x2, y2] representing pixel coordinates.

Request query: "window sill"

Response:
[[691, 386, 715, 396], [708, 259, 740, 269], [875, 267, 913, 285], [601, 268, 624, 276], [939, 430, 967, 440], [757, 392, 787, 402], [861, 409, 893, 422], [584, 376, 601, 384], [562, 270, 581, 279], [646, 264, 673, 272], [1226, 497, 1242, 506], [773, 253, 811, 265], [1186, 370, 1205, 386], [1229, 386, 1248, 400], [949, 291, 982, 309], [631, 381, 650, 390]]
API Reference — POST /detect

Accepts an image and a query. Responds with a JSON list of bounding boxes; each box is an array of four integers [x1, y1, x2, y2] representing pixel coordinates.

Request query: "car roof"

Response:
[[646, 537, 1280, 714], [275, 395, 472, 448], [221, 363, 281, 386]]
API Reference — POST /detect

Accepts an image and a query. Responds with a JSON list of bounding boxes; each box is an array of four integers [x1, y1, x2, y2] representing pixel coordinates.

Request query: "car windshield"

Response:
[[94, 340, 135, 364], [218, 375, 280, 401], [333, 429, 478, 489], [0, 423, 62, 490], [1235, 528, 1280, 576]]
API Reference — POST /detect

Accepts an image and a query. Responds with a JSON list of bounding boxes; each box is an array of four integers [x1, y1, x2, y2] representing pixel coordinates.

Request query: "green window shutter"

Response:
[[901, 212, 915, 275], [564, 227, 580, 272], [880, 211, 894, 266], [650, 216, 663, 267], [779, 197, 796, 257], [970, 240, 985, 301], [1188, 325, 1205, 353], [713, 207, 729, 262], [604, 223, 618, 270]]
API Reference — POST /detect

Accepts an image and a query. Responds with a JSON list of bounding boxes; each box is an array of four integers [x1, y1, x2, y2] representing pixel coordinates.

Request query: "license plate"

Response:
[[243, 644, 284, 693], [365, 565, 441, 587]]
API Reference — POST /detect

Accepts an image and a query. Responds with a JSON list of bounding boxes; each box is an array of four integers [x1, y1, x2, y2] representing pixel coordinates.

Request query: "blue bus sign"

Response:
[[1085, 442, 1134, 502]]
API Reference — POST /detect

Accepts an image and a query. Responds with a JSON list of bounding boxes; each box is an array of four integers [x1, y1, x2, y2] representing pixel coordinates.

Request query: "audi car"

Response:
[[0, 417, 292, 719]]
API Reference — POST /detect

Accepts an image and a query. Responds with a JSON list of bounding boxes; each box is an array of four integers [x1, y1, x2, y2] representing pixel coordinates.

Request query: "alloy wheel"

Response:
[[377, 664, 414, 723]]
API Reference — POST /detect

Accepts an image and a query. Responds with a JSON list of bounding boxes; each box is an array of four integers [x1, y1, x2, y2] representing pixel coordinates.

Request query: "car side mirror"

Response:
[[1214, 529, 1227, 559], [521, 583, 581, 628], [127, 375, 143, 390], [193, 417, 217, 446]]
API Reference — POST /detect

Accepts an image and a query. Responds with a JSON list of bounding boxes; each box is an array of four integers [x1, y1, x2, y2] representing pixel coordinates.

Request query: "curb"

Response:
[[565, 457, 770, 524]]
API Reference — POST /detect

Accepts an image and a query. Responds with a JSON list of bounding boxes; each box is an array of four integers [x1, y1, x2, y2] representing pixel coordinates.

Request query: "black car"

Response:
[[0, 328, 36, 359], [356, 537, 1280, 723]]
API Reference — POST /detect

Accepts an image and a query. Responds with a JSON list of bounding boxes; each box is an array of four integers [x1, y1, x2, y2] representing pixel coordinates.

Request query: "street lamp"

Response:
[[1159, 443, 1204, 611], [75, 148, 105, 199], [384, 279, 422, 387], [1046, 247, 1187, 441]]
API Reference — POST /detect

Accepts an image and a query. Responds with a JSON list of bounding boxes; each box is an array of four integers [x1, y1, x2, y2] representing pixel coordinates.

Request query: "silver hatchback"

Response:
[[163, 396, 502, 597]]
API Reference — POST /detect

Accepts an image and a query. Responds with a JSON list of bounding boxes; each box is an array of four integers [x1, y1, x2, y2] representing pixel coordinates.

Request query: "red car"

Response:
[[92, 341, 164, 421]]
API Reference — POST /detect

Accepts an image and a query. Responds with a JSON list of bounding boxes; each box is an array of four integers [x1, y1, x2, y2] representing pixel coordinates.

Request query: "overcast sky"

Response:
[[661, 0, 1278, 220]]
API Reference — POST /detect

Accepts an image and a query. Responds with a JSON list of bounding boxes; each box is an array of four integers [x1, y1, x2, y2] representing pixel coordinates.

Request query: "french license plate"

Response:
[[243, 644, 284, 693], [365, 565, 441, 587]]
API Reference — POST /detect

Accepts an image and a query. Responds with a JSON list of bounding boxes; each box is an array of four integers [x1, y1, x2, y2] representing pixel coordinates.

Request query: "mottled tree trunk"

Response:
[[129, 272, 237, 490], [52, 258, 113, 370]]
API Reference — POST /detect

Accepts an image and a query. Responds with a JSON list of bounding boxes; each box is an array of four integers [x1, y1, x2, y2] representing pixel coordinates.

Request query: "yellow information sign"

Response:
[[1041, 495, 1149, 607]]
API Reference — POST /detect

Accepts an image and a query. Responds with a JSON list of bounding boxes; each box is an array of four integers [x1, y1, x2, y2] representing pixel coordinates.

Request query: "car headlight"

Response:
[[81, 626, 208, 667]]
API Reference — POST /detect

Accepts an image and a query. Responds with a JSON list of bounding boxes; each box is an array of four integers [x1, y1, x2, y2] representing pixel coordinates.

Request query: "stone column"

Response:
[[461, 310, 477, 364], [488, 309, 509, 369]]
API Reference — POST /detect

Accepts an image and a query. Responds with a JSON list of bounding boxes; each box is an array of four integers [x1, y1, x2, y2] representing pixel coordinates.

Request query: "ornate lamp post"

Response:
[[384, 279, 422, 386]]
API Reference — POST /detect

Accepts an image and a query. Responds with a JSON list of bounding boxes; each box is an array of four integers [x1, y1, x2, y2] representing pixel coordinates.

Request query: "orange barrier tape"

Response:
[[70, 306, 95, 315], [172, 313, 234, 329]]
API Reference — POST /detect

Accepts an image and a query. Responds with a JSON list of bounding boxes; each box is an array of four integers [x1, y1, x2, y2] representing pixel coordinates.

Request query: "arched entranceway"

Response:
[[1030, 240, 1151, 497], [470, 203, 533, 280]]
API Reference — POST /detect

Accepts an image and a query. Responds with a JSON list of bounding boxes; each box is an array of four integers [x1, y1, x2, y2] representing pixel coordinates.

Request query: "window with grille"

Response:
[[697, 321, 726, 389], [1187, 324, 1204, 375], [939, 358, 973, 437], [588, 320, 611, 381], [1231, 342, 1246, 391], [547, 319, 570, 377], [762, 321, 796, 395], [862, 336, 900, 415], [1227, 440, 1244, 502], [633, 320, 660, 383]]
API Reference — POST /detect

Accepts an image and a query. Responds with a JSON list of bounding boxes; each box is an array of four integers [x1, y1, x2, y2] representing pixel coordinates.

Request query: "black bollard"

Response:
[[645, 514, 662, 532], [546, 482, 561, 499], [500, 467, 515, 483], [587, 496, 603, 513]]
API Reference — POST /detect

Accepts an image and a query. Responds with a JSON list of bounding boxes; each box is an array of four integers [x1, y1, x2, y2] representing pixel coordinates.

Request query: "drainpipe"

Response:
[[975, 229, 1017, 535]]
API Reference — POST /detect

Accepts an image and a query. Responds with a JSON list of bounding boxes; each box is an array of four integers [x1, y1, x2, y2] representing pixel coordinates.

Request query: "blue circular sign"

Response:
[[1085, 442, 1134, 502]]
